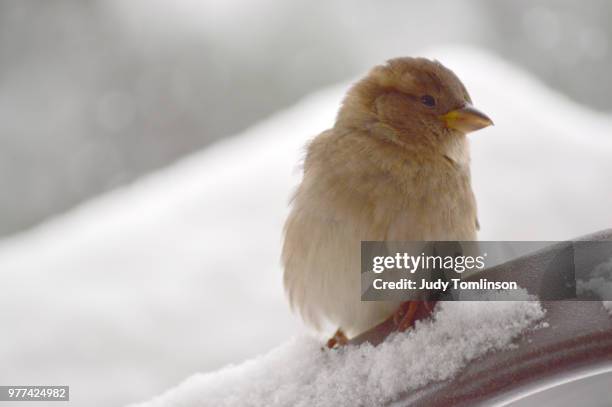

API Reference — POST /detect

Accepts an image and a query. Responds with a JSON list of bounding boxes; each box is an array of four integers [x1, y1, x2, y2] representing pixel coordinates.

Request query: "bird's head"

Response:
[[336, 57, 493, 147]]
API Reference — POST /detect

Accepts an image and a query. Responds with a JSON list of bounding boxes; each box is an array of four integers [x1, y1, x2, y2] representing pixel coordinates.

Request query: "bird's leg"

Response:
[[393, 301, 438, 332], [326, 328, 349, 349], [422, 300, 437, 313], [394, 301, 419, 332]]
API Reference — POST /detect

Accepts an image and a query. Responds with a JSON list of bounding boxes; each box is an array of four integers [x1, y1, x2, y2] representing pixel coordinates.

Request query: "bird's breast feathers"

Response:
[[282, 131, 477, 334]]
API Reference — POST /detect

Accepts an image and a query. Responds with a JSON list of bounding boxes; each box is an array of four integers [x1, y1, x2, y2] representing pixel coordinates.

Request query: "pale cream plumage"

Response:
[[282, 57, 492, 338]]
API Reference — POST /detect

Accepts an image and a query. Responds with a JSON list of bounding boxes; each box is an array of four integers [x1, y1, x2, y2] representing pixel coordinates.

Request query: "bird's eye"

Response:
[[420, 95, 436, 107]]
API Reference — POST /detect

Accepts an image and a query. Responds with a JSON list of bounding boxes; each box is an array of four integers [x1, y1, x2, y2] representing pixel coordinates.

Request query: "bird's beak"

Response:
[[440, 104, 493, 133]]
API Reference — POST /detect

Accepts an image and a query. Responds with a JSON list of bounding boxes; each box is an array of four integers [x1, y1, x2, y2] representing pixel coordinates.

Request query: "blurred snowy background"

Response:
[[1, 1, 611, 406], [1, 0, 612, 237]]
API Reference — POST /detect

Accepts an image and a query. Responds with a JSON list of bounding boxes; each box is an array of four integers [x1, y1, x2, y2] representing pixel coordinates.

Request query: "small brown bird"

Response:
[[282, 57, 492, 347]]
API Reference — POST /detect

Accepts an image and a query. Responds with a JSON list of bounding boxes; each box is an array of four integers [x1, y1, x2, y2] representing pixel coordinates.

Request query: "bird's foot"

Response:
[[393, 301, 438, 332], [326, 328, 349, 349]]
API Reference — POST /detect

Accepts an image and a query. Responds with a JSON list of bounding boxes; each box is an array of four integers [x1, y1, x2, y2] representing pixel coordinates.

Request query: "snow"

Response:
[[577, 257, 612, 316], [129, 295, 544, 407], [1, 46, 612, 407]]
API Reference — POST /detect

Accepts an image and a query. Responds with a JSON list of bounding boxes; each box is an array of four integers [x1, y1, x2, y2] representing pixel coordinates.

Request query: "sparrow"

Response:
[[282, 57, 493, 347]]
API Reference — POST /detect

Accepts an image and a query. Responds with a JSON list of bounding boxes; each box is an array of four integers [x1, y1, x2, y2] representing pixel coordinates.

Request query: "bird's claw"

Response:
[[326, 328, 349, 349], [393, 301, 438, 332]]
